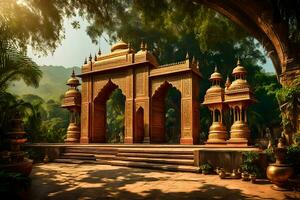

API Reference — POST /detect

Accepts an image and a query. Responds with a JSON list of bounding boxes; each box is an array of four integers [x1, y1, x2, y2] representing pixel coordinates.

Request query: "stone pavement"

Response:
[[29, 163, 299, 200]]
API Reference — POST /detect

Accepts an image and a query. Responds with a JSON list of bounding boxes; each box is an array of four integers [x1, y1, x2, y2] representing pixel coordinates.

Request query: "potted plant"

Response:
[[200, 163, 213, 175]]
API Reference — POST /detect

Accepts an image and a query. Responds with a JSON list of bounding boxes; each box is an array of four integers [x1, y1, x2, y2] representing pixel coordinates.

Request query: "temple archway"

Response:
[[91, 80, 126, 143], [150, 81, 181, 143]]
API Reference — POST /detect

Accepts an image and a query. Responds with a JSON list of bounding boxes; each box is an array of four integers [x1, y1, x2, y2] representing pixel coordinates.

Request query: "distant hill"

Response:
[[8, 65, 81, 101]]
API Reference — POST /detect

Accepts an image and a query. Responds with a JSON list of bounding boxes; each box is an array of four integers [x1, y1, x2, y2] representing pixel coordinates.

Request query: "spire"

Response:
[[71, 69, 75, 78], [140, 41, 145, 51], [84, 57, 87, 64], [225, 75, 231, 88], [237, 57, 241, 66], [197, 60, 200, 70], [185, 52, 189, 60], [144, 43, 148, 51], [214, 66, 218, 72], [98, 48, 101, 55], [192, 56, 196, 65], [89, 53, 92, 61], [94, 54, 97, 61]]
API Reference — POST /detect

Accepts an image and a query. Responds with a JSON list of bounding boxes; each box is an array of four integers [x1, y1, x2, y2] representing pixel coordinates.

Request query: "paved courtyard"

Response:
[[29, 163, 299, 200]]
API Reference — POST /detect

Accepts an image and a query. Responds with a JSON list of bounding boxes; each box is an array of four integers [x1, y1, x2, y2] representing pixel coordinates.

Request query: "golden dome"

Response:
[[232, 59, 247, 75], [209, 66, 222, 80], [206, 85, 223, 94], [64, 88, 81, 98], [67, 70, 80, 86], [209, 122, 227, 133], [111, 40, 128, 52], [228, 79, 250, 90]]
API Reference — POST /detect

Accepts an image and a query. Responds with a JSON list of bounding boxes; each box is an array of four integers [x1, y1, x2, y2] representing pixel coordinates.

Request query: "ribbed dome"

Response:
[[111, 40, 128, 52], [210, 66, 222, 80], [232, 59, 247, 75], [67, 70, 80, 86], [206, 86, 223, 94], [228, 79, 249, 90], [64, 88, 81, 98]]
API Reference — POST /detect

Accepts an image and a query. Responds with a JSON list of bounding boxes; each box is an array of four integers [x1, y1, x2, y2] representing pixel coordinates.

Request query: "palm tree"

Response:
[[0, 40, 42, 91]]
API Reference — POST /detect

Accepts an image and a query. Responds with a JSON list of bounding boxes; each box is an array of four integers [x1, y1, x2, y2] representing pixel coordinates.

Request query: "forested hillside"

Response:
[[8, 66, 81, 100]]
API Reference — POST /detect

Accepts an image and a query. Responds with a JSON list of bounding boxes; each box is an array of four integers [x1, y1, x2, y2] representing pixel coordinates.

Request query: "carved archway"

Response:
[[150, 81, 182, 143], [91, 79, 126, 143]]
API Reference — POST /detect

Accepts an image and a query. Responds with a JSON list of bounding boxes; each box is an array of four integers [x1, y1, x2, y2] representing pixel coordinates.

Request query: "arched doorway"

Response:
[[92, 80, 126, 143], [151, 81, 181, 143]]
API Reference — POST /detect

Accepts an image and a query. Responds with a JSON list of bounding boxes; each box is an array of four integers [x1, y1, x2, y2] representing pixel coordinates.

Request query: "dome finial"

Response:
[[71, 68, 75, 78], [140, 41, 145, 51], [89, 53, 92, 61], [94, 54, 97, 61], [214, 66, 218, 72], [237, 57, 241, 66], [186, 52, 189, 60], [225, 75, 231, 88], [98, 48, 101, 55]]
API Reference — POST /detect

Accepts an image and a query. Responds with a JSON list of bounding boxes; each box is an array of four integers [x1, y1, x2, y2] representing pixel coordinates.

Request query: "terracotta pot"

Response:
[[267, 164, 293, 190]]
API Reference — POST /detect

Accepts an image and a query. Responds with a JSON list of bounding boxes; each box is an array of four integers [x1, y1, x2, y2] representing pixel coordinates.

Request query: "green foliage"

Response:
[[276, 77, 300, 137], [286, 145, 300, 174], [9, 66, 81, 101], [200, 162, 214, 173], [0, 171, 31, 198], [106, 89, 126, 143], [241, 151, 264, 178], [0, 40, 42, 92], [165, 87, 181, 143], [22, 96, 69, 143], [263, 148, 276, 163]]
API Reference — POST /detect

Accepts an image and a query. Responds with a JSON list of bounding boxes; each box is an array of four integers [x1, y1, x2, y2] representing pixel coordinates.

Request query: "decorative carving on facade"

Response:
[[75, 40, 201, 144]]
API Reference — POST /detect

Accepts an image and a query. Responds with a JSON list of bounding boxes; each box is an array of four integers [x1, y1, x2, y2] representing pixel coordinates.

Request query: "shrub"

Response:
[[241, 151, 264, 178], [286, 144, 300, 175]]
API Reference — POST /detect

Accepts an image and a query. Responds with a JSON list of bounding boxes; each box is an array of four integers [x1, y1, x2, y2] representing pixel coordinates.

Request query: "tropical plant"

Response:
[[286, 144, 300, 175], [0, 170, 31, 198], [0, 39, 42, 92], [200, 162, 214, 174], [241, 151, 264, 178], [276, 77, 300, 144]]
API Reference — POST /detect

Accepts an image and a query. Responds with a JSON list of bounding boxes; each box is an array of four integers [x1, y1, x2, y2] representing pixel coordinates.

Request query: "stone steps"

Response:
[[54, 146, 197, 173], [116, 152, 194, 159], [114, 156, 194, 165]]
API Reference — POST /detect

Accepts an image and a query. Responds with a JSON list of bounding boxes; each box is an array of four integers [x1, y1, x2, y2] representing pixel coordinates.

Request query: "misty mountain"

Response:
[[8, 65, 81, 101]]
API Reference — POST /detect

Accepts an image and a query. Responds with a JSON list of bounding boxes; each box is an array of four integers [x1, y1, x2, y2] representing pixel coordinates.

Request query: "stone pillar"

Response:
[[180, 74, 200, 144], [124, 98, 134, 143]]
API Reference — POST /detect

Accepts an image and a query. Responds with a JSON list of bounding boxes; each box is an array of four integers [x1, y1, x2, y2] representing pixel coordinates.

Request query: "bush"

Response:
[[200, 162, 213, 174], [286, 144, 300, 175], [241, 151, 264, 178], [0, 171, 31, 199]]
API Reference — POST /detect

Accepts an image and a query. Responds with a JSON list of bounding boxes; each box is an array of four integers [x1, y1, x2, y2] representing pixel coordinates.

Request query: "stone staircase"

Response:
[[54, 146, 200, 173]]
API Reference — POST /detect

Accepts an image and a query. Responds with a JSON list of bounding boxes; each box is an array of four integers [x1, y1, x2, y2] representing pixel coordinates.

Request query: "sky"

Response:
[[27, 17, 275, 73]]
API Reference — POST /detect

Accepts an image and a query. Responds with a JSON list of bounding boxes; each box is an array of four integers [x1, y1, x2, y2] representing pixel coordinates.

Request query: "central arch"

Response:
[[150, 81, 182, 143], [91, 79, 126, 143]]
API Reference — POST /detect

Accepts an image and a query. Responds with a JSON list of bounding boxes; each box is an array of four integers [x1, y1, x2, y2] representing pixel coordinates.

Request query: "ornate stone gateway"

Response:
[[64, 41, 201, 144]]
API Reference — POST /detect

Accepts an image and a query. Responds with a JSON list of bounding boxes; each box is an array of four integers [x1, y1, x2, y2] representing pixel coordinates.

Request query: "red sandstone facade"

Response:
[[77, 41, 201, 144]]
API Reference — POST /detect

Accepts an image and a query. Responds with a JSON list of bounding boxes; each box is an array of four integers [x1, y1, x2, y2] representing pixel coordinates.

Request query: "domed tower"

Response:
[[62, 69, 81, 143], [202, 67, 227, 144], [224, 59, 255, 146]]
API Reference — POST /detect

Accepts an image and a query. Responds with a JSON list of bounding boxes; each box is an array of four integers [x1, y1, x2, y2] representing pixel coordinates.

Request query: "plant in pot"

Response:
[[200, 163, 213, 175]]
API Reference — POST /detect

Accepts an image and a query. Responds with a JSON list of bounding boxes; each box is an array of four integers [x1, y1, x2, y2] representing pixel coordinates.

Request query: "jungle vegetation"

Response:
[[1, 0, 300, 144]]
